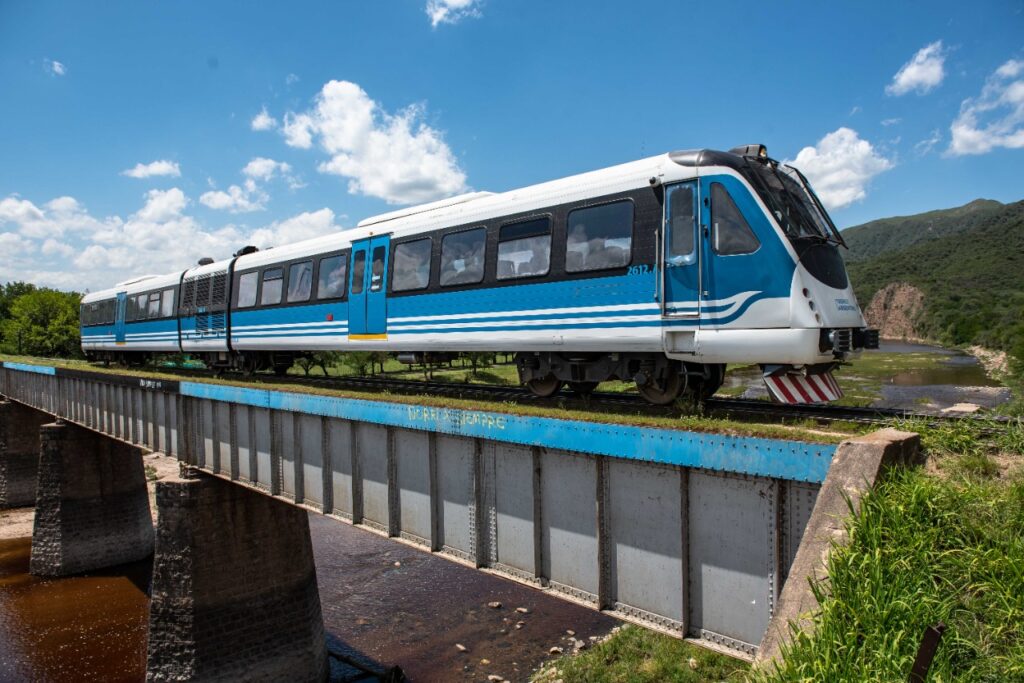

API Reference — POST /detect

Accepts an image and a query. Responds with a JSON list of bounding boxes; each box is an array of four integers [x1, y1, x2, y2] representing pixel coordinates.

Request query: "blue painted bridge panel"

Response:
[[2, 362, 56, 376]]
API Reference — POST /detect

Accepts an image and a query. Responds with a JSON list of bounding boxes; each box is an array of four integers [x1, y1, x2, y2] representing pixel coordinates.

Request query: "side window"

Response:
[[148, 292, 161, 318], [667, 184, 696, 264], [135, 294, 147, 320], [392, 239, 431, 292], [566, 201, 633, 272], [161, 289, 175, 318], [317, 255, 347, 300], [711, 183, 760, 256], [370, 246, 387, 292], [497, 217, 551, 280], [287, 260, 314, 303], [260, 267, 284, 306], [440, 228, 486, 287], [351, 251, 366, 295], [237, 272, 258, 308]]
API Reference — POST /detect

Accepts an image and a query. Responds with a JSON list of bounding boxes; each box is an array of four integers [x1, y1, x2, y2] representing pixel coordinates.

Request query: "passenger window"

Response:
[[566, 201, 633, 272], [440, 228, 485, 287], [317, 255, 347, 300], [370, 246, 387, 292], [497, 218, 551, 280], [287, 260, 314, 303], [148, 292, 161, 318], [392, 239, 431, 292], [260, 268, 284, 305], [135, 294, 147, 320], [667, 184, 696, 264], [351, 251, 366, 295], [711, 183, 760, 255], [160, 289, 175, 318], [237, 272, 258, 308]]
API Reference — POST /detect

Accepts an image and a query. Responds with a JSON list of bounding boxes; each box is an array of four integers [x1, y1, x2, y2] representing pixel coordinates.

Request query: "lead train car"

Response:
[[80, 145, 878, 404]]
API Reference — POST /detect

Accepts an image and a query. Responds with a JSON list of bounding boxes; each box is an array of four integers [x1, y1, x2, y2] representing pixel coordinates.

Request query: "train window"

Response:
[[370, 245, 388, 292], [711, 183, 760, 256], [667, 184, 696, 265], [392, 239, 431, 292], [566, 202, 633, 272], [148, 292, 161, 318], [317, 255, 347, 300], [237, 272, 258, 308], [260, 268, 284, 305], [440, 228, 485, 287], [160, 289, 175, 318], [135, 294, 148, 320], [497, 217, 550, 280], [287, 260, 314, 303], [351, 252, 366, 295]]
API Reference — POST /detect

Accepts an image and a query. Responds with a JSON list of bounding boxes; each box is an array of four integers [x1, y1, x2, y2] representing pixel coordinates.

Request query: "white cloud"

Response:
[[199, 184, 267, 213], [286, 73, 300, 86], [886, 41, 946, 96], [881, 117, 902, 127], [787, 127, 894, 210], [248, 208, 340, 249], [251, 106, 277, 131], [426, 0, 482, 27], [914, 129, 942, 156], [242, 157, 292, 181], [947, 59, 1024, 156], [121, 160, 182, 179], [44, 59, 66, 76], [281, 80, 468, 204], [0, 194, 117, 239]]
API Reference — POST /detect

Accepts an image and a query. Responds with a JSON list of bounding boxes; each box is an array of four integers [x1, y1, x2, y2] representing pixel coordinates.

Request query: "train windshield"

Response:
[[744, 160, 846, 247]]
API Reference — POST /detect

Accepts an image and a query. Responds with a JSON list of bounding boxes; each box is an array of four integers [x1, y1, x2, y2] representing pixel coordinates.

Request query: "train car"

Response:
[[81, 272, 183, 362], [81, 144, 878, 403]]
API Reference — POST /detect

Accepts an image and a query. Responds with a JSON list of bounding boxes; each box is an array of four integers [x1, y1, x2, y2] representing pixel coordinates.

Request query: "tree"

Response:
[[0, 282, 37, 344], [0, 289, 83, 358]]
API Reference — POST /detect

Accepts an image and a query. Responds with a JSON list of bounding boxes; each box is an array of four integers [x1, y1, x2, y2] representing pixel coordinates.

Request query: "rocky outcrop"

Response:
[[864, 282, 926, 340]]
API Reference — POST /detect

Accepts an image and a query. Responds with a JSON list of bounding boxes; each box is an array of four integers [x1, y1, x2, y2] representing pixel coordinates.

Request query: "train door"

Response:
[[662, 181, 701, 318], [114, 292, 128, 344], [697, 177, 763, 317], [348, 235, 390, 339]]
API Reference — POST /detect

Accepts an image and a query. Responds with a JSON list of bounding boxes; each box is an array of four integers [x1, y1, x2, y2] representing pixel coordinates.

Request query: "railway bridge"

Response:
[[0, 361, 919, 680]]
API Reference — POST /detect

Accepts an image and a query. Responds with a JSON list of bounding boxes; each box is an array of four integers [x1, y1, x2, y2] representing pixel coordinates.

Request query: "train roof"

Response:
[[82, 271, 185, 303]]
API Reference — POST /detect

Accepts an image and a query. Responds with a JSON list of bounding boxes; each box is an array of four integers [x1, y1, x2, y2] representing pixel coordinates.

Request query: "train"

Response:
[[80, 144, 878, 404]]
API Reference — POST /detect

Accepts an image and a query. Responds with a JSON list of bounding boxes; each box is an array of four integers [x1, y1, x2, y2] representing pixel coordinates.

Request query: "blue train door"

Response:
[[662, 181, 702, 319], [114, 292, 128, 344], [697, 176, 763, 314], [348, 235, 390, 338]]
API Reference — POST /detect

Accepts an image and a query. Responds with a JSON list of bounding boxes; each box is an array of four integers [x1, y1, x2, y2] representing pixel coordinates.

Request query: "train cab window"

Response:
[[711, 183, 760, 256], [497, 217, 551, 280], [440, 228, 485, 287], [148, 292, 161, 318], [237, 272, 258, 308], [370, 246, 387, 292], [161, 289, 175, 318], [287, 260, 314, 303], [392, 239, 431, 292], [317, 255, 347, 300], [566, 201, 633, 272], [260, 267, 284, 305], [667, 184, 696, 265], [351, 252, 366, 295]]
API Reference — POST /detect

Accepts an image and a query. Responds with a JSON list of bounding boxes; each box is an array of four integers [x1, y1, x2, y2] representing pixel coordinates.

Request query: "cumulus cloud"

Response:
[[786, 127, 894, 210], [280, 80, 468, 204], [121, 160, 182, 179], [44, 59, 66, 76], [426, 0, 482, 27], [199, 183, 267, 213], [242, 157, 292, 181], [0, 194, 117, 239], [247, 208, 340, 249], [947, 59, 1024, 156], [886, 41, 946, 96], [251, 106, 277, 131]]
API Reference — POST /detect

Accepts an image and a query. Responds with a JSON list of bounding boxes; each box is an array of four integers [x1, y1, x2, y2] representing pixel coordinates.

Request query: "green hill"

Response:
[[845, 199, 1024, 359], [841, 198, 1005, 264]]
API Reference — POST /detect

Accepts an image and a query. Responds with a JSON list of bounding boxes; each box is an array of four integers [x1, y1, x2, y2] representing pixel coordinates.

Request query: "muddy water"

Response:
[[0, 514, 618, 682]]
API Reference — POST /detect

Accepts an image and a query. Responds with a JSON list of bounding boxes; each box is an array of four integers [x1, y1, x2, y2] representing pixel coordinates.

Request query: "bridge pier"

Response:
[[30, 420, 155, 576], [147, 472, 328, 682], [0, 399, 51, 508]]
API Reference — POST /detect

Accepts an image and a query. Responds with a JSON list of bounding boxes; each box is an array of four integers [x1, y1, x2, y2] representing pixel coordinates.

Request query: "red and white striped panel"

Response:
[[763, 371, 843, 404]]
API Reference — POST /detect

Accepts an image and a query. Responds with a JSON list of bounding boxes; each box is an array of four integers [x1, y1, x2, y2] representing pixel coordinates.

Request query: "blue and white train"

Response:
[[80, 145, 878, 404]]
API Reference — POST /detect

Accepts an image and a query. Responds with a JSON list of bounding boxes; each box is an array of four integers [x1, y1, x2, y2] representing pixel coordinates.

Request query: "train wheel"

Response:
[[637, 365, 685, 405], [696, 364, 726, 400], [567, 381, 599, 396], [526, 375, 564, 398]]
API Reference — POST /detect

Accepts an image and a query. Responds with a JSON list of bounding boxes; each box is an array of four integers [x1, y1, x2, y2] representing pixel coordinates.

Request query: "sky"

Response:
[[1, 0, 1022, 292]]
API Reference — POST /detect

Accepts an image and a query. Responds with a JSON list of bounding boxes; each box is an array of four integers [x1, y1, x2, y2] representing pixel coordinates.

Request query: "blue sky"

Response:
[[1, 0, 1022, 290]]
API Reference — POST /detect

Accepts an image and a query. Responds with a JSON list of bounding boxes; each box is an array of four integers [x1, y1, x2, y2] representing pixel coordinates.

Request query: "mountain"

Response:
[[840, 198, 1004, 264], [844, 199, 1024, 358]]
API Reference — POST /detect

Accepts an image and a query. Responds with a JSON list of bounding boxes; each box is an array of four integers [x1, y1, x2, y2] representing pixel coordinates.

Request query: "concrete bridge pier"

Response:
[[30, 420, 155, 576], [146, 472, 328, 682], [0, 399, 52, 508]]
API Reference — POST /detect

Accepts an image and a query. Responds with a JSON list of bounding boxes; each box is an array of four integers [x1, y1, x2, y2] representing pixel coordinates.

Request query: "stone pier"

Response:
[[146, 473, 328, 682], [30, 420, 155, 576], [0, 399, 52, 508]]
